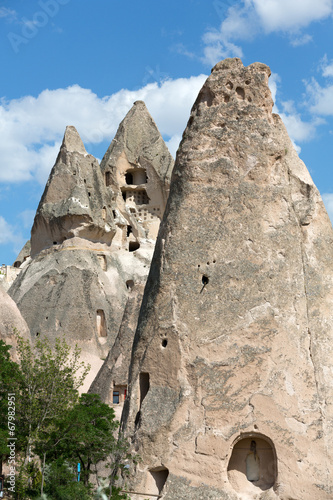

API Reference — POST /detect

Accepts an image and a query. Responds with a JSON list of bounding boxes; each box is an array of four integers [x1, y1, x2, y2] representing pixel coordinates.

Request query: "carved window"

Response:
[[139, 372, 150, 406], [105, 171, 112, 186], [148, 468, 169, 495], [96, 310, 107, 337], [227, 434, 277, 492]]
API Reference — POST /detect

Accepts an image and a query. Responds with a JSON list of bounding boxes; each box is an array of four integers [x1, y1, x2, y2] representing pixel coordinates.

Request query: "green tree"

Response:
[[15, 334, 90, 466], [45, 394, 119, 483], [0, 340, 22, 475], [42, 459, 91, 500], [42, 393, 131, 499], [1, 336, 133, 499]]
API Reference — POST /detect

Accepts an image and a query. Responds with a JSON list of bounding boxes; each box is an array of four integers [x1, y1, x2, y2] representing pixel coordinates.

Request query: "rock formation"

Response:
[[9, 102, 173, 389], [89, 100, 174, 406], [89, 283, 145, 419], [121, 59, 333, 499], [100, 100, 173, 244], [0, 265, 20, 292], [0, 287, 30, 361], [13, 241, 31, 270]]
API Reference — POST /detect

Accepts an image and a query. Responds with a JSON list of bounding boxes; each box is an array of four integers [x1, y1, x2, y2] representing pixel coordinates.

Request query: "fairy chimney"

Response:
[[9, 105, 174, 389], [122, 59, 333, 500]]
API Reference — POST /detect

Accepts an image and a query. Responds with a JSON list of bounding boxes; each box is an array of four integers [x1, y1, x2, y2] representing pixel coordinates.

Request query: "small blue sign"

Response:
[[77, 463, 81, 482]]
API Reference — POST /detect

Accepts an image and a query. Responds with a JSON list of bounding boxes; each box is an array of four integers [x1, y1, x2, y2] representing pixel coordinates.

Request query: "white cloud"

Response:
[[268, 72, 280, 110], [305, 78, 333, 116], [290, 34, 313, 46], [322, 193, 333, 222], [252, 0, 333, 33], [0, 216, 24, 251], [268, 74, 320, 151], [302, 56, 333, 117], [0, 75, 207, 185], [202, 0, 333, 66], [320, 55, 333, 78], [0, 7, 17, 21], [202, 40, 243, 67], [323, 63, 333, 78], [279, 112, 319, 143]]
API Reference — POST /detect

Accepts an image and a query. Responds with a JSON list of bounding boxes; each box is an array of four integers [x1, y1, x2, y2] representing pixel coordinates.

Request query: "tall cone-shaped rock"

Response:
[[100, 100, 174, 243], [122, 59, 333, 500], [10, 126, 119, 388], [31, 125, 115, 257], [86, 101, 174, 403], [9, 105, 174, 391]]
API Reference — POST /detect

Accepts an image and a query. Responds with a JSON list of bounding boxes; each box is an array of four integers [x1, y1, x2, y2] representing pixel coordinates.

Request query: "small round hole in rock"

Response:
[[129, 241, 140, 252], [202, 275, 209, 286], [236, 87, 245, 100], [126, 280, 134, 290], [162, 339, 168, 348]]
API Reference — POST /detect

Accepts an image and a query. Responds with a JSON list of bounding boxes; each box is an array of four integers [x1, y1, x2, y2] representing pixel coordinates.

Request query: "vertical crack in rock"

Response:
[[287, 167, 325, 420]]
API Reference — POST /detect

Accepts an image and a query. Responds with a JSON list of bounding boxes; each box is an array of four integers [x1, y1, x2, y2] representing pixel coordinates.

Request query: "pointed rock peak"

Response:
[[121, 100, 156, 129], [61, 125, 87, 154], [196, 57, 273, 115], [100, 100, 174, 183], [133, 100, 147, 108]]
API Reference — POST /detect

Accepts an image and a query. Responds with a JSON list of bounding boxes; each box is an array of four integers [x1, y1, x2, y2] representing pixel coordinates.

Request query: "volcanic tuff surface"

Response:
[[0, 287, 31, 361], [9, 102, 173, 389], [122, 58, 333, 499]]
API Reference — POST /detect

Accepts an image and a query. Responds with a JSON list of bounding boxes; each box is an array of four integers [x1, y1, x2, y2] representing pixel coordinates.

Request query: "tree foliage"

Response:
[[15, 334, 90, 462], [0, 335, 133, 499], [0, 340, 22, 474]]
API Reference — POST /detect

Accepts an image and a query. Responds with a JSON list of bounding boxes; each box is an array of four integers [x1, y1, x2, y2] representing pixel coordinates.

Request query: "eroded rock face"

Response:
[[31, 126, 116, 257], [89, 283, 145, 419], [122, 59, 333, 499], [9, 105, 173, 390], [100, 100, 174, 243], [0, 287, 30, 361], [88, 100, 175, 405]]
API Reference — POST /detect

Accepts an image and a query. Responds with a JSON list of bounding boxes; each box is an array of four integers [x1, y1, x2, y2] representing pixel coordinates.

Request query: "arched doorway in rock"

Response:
[[227, 433, 277, 493]]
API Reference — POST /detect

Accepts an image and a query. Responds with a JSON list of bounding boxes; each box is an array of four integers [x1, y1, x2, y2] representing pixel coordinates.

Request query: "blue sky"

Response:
[[0, 0, 333, 264]]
